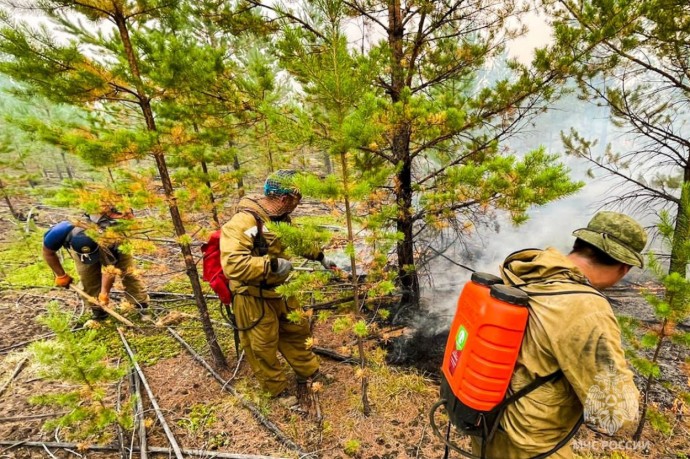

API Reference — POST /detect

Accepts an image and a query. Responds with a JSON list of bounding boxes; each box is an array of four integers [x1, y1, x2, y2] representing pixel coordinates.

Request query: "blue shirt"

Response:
[[43, 221, 76, 251]]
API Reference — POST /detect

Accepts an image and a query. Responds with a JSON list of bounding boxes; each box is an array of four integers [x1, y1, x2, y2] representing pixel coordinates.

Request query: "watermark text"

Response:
[[572, 439, 650, 452]]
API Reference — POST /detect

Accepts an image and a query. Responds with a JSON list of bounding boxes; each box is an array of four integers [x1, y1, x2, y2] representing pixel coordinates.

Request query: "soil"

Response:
[[1, 204, 689, 459]]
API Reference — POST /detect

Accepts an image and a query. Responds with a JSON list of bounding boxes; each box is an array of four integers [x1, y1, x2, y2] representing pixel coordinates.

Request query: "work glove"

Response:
[[270, 258, 293, 277], [55, 274, 73, 288], [98, 292, 110, 307], [316, 252, 338, 270], [320, 257, 338, 270]]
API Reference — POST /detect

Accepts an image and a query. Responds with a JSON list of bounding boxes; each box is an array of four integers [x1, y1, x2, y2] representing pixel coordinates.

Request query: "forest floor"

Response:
[[0, 203, 688, 459]]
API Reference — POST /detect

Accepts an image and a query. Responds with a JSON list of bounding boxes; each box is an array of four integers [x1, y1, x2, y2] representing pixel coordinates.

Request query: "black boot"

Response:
[[91, 308, 108, 321]]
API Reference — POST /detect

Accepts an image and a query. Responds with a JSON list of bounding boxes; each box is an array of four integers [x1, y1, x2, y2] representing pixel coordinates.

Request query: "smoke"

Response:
[[420, 98, 660, 321]]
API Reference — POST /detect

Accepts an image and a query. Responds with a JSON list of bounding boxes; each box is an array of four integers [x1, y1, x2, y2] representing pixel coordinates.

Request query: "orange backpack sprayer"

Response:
[[430, 272, 583, 459], [442, 273, 529, 420]]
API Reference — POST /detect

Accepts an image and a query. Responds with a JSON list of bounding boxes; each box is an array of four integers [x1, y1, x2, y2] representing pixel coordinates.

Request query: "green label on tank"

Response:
[[455, 325, 468, 350]]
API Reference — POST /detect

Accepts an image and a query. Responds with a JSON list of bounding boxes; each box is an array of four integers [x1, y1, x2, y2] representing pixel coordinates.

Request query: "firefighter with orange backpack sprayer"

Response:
[[431, 211, 647, 458], [218, 170, 335, 409]]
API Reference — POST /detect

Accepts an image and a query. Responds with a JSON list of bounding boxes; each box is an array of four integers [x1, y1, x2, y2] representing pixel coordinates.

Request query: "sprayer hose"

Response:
[[429, 399, 584, 459]]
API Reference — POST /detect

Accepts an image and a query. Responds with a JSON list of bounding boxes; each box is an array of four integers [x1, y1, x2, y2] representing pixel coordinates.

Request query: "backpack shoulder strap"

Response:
[[495, 369, 563, 413], [63, 225, 85, 249], [241, 209, 264, 243], [509, 279, 606, 300]]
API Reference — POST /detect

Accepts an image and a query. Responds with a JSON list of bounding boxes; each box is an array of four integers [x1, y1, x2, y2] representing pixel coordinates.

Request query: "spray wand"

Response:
[[428, 247, 476, 273]]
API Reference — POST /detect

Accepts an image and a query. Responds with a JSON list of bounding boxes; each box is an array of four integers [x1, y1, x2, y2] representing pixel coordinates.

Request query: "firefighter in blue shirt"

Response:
[[42, 208, 149, 319]]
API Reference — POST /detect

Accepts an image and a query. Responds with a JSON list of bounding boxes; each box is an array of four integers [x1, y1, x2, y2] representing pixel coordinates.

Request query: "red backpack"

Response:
[[200, 212, 264, 305], [201, 230, 232, 305]]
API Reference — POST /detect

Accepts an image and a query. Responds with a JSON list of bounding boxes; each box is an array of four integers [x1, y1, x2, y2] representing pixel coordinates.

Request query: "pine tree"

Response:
[[550, 0, 690, 278], [0, 1, 231, 368], [255, 0, 583, 306], [29, 302, 133, 442]]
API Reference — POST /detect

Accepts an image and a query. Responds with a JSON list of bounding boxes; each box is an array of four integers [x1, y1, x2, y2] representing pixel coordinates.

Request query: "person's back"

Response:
[[474, 211, 647, 459]]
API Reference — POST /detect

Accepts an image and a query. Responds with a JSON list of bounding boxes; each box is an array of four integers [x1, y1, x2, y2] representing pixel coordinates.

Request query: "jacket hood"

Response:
[[236, 196, 270, 221], [500, 247, 589, 287]]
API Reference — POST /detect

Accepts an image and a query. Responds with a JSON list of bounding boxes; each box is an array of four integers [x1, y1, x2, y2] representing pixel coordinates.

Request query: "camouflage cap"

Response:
[[572, 211, 647, 268]]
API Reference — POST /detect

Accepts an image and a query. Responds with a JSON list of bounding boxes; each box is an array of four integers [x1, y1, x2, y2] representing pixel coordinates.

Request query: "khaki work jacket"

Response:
[[220, 198, 289, 299], [494, 248, 639, 455]]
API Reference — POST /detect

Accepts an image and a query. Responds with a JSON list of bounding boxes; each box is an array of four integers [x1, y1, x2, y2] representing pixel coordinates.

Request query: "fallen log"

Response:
[[312, 346, 359, 364]]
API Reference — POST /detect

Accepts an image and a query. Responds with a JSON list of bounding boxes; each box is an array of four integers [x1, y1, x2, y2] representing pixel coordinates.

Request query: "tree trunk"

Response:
[[193, 123, 220, 227], [61, 152, 73, 180], [233, 151, 245, 197], [265, 120, 274, 173], [633, 318, 669, 440], [387, 0, 420, 306], [394, 145, 419, 306], [0, 179, 20, 220], [669, 180, 690, 277], [323, 151, 333, 175], [113, 9, 227, 369], [200, 159, 220, 227], [340, 151, 371, 415], [151, 151, 227, 369]]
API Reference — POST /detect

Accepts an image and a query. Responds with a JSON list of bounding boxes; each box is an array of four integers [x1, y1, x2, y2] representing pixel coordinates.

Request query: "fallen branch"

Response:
[[132, 369, 148, 459], [0, 333, 55, 355], [309, 294, 401, 311], [0, 356, 29, 397], [69, 285, 136, 328], [312, 346, 359, 364], [165, 327, 309, 457], [0, 413, 66, 423], [309, 296, 355, 310], [117, 329, 184, 459], [0, 440, 286, 458], [115, 361, 126, 459]]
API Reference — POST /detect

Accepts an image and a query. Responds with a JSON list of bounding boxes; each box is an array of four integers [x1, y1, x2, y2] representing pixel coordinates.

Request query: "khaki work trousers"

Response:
[[233, 293, 319, 396], [70, 250, 150, 305], [472, 431, 574, 459]]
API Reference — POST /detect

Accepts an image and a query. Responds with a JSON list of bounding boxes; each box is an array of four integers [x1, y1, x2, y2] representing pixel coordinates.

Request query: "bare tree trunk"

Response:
[[0, 179, 21, 220], [394, 153, 419, 306], [233, 151, 245, 197], [323, 152, 333, 175], [113, 8, 227, 369], [200, 159, 220, 227], [61, 152, 73, 180], [193, 123, 220, 227], [388, 0, 420, 306]]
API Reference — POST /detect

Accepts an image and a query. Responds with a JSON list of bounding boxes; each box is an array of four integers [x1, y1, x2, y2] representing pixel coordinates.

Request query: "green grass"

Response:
[[0, 227, 66, 289]]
